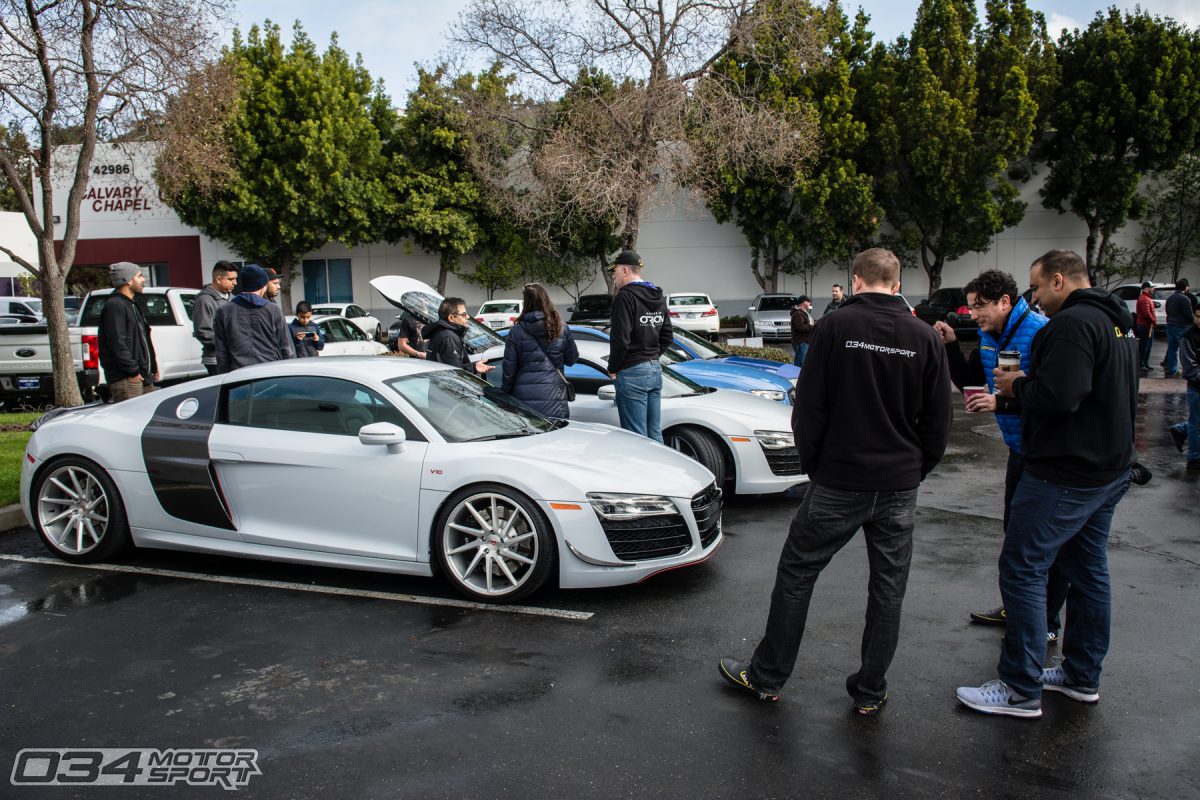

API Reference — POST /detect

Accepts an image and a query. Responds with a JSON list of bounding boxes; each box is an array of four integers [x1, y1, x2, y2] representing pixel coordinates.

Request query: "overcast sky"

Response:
[[230, 0, 1200, 99]]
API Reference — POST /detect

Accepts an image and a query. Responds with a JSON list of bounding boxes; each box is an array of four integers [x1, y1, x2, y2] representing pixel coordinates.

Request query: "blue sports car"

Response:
[[670, 327, 800, 381], [510, 325, 796, 406]]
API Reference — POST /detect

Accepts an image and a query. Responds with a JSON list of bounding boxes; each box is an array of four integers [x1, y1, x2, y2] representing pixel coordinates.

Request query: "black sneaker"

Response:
[[853, 695, 888, 716], [718, 658, 779, 702], [1170, 427, 1187, 453], [969, 606, 1007, 625], [1130, 462, 1152, 485]]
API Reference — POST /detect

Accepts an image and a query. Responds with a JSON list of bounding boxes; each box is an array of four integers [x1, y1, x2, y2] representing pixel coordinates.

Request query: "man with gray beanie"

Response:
[[213, 263, 294, 373], [99, 261, 157, 402]]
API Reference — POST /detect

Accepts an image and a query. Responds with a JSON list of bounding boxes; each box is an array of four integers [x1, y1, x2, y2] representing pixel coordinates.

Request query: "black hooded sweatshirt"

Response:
[[608, 282, 673, 373], [424, 318, 471, 370], [1013, 288, 1138, 488]]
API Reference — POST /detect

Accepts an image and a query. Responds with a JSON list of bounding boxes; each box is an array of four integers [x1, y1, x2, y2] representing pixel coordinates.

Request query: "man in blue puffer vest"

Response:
[[933, 269, 1065, 642]]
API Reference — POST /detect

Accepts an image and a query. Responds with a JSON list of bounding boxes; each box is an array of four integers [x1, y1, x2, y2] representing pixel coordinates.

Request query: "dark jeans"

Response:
[[1170, 386, 1200, 461], [1134, 324, 1153, 370], [1003, 451, 1068, 633], [1165, 324, 1187, 375], [748, 482, 919, 703], [792, 342, 809, 367], [614, 360, 663, 443], [998, 471, 1130, 699]]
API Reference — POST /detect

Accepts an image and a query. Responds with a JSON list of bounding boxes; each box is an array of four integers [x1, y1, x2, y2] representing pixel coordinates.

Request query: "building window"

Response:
[[144, 263, 168, 286], [302, 259, 352, 304]]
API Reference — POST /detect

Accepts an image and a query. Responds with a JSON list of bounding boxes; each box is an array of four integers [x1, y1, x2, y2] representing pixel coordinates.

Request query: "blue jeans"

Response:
[[1165, 325, 1187, 375], [748, 482, 919, 703], [1170, 386, 1200, 461], [998, 471, 1130, 699], [1135, 324, 1153, 370], [792, 342, 809, 367], [614, 360, 663, 443]]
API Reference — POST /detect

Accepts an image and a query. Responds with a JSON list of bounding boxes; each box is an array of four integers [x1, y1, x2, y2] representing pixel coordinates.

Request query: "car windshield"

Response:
[[386, 369, 556, 442], [312, 307, 342, 316], [758, 296, 800, 311], [481, 302, 519, 314], [575, 295, 612, 312], [661, 365, 710, 398], [1152, 289, 1176, 301], [661, 345, 690, 363], [674, 327, 728, 358], [669, 295, 709, 306], [395, 289, 503, 355], [25, 300, 43, 315]]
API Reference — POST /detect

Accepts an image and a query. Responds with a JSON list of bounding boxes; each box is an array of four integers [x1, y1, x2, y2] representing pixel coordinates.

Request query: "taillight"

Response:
[[508, 316, 517, 322], [956, 305, 970, 316], [701, 308, 717, 317], [82, 334, 99, 370], [669, 311, 680, 317], [474, 316, 485, 322]]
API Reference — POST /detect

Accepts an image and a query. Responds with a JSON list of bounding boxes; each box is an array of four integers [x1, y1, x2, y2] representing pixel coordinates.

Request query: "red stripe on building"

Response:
[[55, 235, 203, 287]]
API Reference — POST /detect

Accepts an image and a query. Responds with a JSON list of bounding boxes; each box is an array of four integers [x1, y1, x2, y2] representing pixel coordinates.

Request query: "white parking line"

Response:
[[0, 554, 594, 621]]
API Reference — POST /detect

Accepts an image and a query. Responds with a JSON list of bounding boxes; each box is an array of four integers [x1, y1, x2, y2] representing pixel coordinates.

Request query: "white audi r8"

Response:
[[21, 358, 722, 603], [566, 341, 807, 496]]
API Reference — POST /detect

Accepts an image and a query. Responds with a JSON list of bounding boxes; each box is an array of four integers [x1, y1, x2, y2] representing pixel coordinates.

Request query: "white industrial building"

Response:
[[22, 141, 1176, 319]]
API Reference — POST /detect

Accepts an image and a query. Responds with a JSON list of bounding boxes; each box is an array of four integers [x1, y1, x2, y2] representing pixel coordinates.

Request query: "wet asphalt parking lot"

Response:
[[0, 383, 1197, 799]]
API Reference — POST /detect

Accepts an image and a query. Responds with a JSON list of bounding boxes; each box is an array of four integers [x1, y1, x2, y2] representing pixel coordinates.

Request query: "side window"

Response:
[[138, 294, 175, 325], [324, 319, 350, 343], [347, 323, 367, 342], [180, 292, 198, 321], [13, 303, 32, 316], [566, 360, 614, 396], [347, 305, 363, 318], [223, 376, 424, 439]]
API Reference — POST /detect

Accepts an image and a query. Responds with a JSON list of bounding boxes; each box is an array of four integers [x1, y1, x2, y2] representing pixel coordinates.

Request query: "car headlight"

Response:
[[754, 430, 794, 450], [750, 389, 787, 402], [587, 493, 678, 520]]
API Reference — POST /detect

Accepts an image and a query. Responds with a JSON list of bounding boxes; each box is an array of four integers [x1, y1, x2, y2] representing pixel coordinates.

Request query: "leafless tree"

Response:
[[0, 0, 231, 407], [453, 0, 822, 252]]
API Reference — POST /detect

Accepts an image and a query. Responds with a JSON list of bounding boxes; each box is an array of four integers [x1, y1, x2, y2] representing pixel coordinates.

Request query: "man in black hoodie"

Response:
[[607, 250, 672, 442], [719, 248, 952, 715], [957, 249, 1138, 719], [99, 261, 158, 402], [424, 297, 492, 376]]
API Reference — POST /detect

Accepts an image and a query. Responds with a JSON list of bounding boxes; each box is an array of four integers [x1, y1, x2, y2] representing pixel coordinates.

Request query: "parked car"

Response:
[[669, 327, 799, 381], [0, 296, 44, 321], [309, 303, 383, 342], [567, 294, 614, 325], [746, 294, 802, 341], [1111, 283, 1175, 328], [565, 340, 807, 494], [666, 292, 719, 339], [285, 315, 390, 357], [536, 325, 796, 405], [914, 287, 978, 337], [76, 287, 204, 388], [0, 323, 94, 402], [23, 357, 721, 603], [475, 299, 521, 330]]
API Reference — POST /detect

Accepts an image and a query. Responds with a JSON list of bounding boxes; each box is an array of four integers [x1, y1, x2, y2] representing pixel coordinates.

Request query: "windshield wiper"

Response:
[[463, 430, 542, 442]]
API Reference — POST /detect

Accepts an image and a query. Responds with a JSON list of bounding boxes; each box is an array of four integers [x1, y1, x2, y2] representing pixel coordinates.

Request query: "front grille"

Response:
[[765, 446, 803, 476], [601, 514, 691, 561], [692, 483, 723, 548]]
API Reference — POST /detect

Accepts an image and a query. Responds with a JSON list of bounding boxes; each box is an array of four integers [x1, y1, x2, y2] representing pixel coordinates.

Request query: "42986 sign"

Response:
[[10, 748, 261, 790]]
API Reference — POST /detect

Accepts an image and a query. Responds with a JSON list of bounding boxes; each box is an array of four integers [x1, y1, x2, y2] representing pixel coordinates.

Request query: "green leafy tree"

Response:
[[699, 1, 877, 294], [1107, 154, 1200, 284], [855, 0, 1037, 293], [161, 22, 392, 310], [1039, 9, 1200, 273], [381, 66, 499, 294]]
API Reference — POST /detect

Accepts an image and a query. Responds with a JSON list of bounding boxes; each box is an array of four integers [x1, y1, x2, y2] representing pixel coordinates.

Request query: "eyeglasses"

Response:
[[968, 299, 997, 311], [450, 311, 469, 318]]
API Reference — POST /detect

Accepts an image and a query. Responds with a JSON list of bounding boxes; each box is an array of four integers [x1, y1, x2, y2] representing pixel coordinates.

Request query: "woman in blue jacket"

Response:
[[501, 284, 578, 419]]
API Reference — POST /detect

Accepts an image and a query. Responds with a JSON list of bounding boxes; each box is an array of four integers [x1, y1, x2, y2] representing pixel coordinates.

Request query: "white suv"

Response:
[[666, 292, 720, 339]]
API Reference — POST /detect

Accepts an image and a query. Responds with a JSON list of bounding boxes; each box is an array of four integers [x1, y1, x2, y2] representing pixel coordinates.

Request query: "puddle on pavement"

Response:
[[18, 573, 143, 618]]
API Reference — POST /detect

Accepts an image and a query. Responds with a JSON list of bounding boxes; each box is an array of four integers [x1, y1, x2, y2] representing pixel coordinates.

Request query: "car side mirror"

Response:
[[747, 306, 754, 311], [597, 384, 616, 402], [358, 421, 407, 454], [567, 306, 575, 313]]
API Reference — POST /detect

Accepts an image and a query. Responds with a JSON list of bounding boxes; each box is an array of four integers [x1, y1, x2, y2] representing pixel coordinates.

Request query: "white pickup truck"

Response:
[[0, 286, 203, 404], [75, 287, 204, 390]]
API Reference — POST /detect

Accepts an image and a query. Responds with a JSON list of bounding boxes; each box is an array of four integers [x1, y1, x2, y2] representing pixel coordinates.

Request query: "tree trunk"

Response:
[[749, 247, 765, 292], [436, 252, 454, 295], [764, 238, 780, 293], [599, 255, 614, 294], [622, 193, 641, 251], [1083, 216, 1100, 272], [922, 242, 944, 294], [42, 250, 84, 408], [278, 258, 295, 313]]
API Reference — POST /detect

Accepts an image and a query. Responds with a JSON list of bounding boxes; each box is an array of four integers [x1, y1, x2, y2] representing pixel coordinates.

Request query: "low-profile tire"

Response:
[[31, 457, 131, 563], [433, 483, 555, 603], [744, 324, 754, 339], [665, 426, 727, 486]]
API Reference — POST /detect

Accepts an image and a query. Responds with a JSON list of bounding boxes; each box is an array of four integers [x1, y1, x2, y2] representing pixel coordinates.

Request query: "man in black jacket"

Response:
[[720, 248, 952, 715], [957, 249, 1138, 719], [99, 261, 158, 403], [424, 298, 492, 376], [607, 250, 672, 442]]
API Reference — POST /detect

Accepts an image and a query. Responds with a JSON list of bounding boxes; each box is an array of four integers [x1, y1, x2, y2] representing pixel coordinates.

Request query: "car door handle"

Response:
[[210, 450, 245, 462]]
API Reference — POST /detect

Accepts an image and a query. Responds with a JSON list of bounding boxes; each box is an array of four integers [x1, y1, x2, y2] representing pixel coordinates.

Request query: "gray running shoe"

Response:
[[955, 680, 1042, 718], [1041, 662, 1099, 703]]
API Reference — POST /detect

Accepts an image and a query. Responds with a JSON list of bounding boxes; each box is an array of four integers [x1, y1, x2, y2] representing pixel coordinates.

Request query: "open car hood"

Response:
[[371, 275, 504, 359]]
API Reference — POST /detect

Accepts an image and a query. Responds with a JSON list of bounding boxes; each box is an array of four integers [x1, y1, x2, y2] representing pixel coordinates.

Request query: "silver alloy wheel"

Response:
[[441, 491, 540, 597], [36, 464, 112, 556]]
